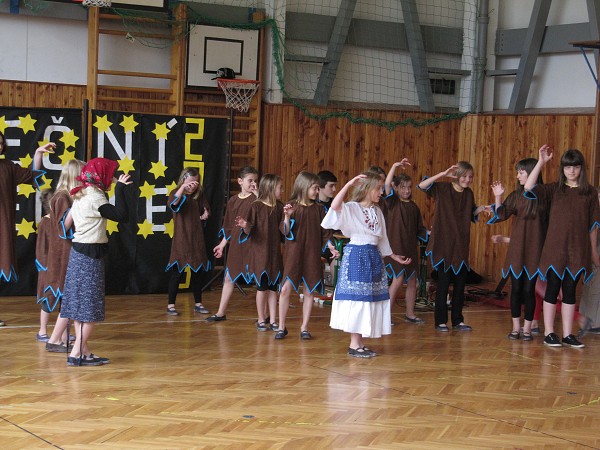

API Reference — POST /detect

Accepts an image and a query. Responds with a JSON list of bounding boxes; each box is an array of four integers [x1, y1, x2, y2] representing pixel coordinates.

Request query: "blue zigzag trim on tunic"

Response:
[[0, 265, 18, 283], [58, 208, 75, 239], [283, 219, 296, 240], [486, 204, 501, 225], [501, 265, 543, 281], [279, 275, 324, 295], [426, 251, 470, 275], [35, 259, 47, 272], [165, 260, 212, 273], [169, 194, 187, 212], [224, 267, 251, 284], [37, 286, 62, 312], [385, 263, 417, 280], [544, 265, 595, 284], [248, 270, 281, 286]]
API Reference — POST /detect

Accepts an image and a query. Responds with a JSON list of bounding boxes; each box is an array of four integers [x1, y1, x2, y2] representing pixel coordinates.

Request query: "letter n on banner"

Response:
[[90, 110, 227, 294]]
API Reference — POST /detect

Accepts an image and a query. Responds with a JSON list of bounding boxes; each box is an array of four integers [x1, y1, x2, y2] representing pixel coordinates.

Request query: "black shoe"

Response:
[[193, 304, 209, 314], [562, 334, 585, 348], [257, 322, 268, 332], [46, 342, 68, 353], [89, 353, 111, 364], [347, 347, 372, 358], [404, 316, 425, 324], [274, 328, 288, 340], [205, 314, 226, 322], [270, 322, 279, 331], [361, 347, 377, 357], [543, 332, 562, 347], [300, 330, 312, 340], [521, 332, 533, 342], [435, 324, 449, 332], [507, 330, 520, 340], [67, 355, 104, 367], [453, 323, 473, 331], [166, 307, 179, 316]]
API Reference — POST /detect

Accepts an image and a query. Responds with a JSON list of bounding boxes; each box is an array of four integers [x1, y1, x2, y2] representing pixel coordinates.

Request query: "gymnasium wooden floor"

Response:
[[1, 286, 600, 449]]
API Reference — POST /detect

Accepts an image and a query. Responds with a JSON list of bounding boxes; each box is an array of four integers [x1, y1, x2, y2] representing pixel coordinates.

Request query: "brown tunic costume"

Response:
[[241, 200, 284, 285], [383, 195, 427, 279], [420, 181, 477, 273], [35, 216, 51, 302], [42, 191, 74, 305], [280, 201, 333, 293], [0, 159, 43, 282], [488, 190, 548, 279], [220, 194, 255, 282], [166, 191, 211, 272], [528, 183, 600, 281]]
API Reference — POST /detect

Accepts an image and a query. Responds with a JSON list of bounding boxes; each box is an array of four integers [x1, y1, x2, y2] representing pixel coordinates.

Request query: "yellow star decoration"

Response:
[[94, 115, 113, 133], [40, 174, 52, 189], [59, 149, 76, 165], [152, 122, 171, 140], [17, 183, 36, 198], [18, 114, 37, 134], [19, 154, 33, 168], [118, 156, 135, 174], [0, 116, 8, 134], [16, 218, 36, 239], [139, 181, 155, 199], [106, 220, 119, 235], [148, 161, 168, 179], [164, 219, 174, 238], [120, 115, 139, 133], [60, 130, 79, 149], [166, 181, 178, 194], [137, 219, 154, 238]]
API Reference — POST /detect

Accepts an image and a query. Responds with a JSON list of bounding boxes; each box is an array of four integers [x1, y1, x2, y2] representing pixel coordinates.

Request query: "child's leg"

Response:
[[522, 276, 537, 334], [267, 290, 278, 326], [191, 270, 208, 312], [69, 320, 95, 357], [38, 309, 50, 337], [48, 314, 69, 345], [300, 289, 314, 332], [167, 268, 182, 311], [559, 275, 579, 338], [450, 268, 468, 327], [256, 290, 267, 323], [543, 272, 562, 335], [404, 276, 419, 319], [349, 332, 363, 349], [510, 274, 523, 333], [214, 277, 235, 317], [434, 270, 451, 327], [277, 280, 293, 331], [388, 276, 402, 305]]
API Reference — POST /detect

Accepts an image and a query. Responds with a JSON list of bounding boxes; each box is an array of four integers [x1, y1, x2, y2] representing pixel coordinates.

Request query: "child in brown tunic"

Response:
[[165, 167, 211, 316], [235, 174, 284, 332], [276, 172, 337, 340], [418, 162, 489, 332], [35, 189, 54, 342], [0, 131, 53, 327], [488, 158, 548, 341], [524, 146, 600, 348], [384, 161, 427, 325], [206, 166, 259, 322], [44, 159, 85, 352]]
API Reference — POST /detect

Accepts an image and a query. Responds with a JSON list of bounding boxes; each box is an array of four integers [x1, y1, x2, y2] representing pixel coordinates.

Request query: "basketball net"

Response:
[[217, 79, 260, 113], [82, 0, 112, 7]]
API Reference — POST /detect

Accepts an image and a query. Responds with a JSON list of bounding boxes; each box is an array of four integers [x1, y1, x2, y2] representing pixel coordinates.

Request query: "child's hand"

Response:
[[330, 248, 340, 259], [391, 254, 411, 265], [200, 209, 209, 221], [443, 165, 458, 178], [36, 142, 56, 154], [393, 158, 412, 170], [538, 144, 553, 164], [491, 181, 504, 196], [183, 179, 199, 192], [283, 203, 294, 217], [117, 174, 133, 185], [234, 216, 247, 229], [213, 243, 225, 258]]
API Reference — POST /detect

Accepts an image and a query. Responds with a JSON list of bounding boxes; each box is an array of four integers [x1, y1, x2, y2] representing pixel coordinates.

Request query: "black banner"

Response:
[[0, 107, 85, 296], [90, 110, 227, 294]]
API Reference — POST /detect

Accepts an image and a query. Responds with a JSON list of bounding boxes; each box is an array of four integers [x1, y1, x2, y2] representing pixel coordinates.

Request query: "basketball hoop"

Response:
[[82, 0, 112, 7], [217, 78, 260, 113]]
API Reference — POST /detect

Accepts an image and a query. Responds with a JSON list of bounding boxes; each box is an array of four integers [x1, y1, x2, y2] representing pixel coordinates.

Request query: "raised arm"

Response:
[[491, 181, 505, 209], [384, 158, 411, 195], [524, 145, 552, 192], [32, 143, 56, 171], [331, 174, 365, 212], [418, 164, 458, 191]]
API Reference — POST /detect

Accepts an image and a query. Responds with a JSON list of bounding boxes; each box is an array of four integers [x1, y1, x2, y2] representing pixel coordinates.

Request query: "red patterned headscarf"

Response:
[[70, 158, 118, 195]]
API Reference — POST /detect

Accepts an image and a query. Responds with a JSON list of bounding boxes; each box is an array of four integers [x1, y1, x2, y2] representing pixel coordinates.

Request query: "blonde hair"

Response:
[[349, 172, 382, 202], [256, 173, 281, 207], [454, 161, 474, 178], [289, 171, 320, 205], [176, 167, 202, 200], [54, 159, 85, 194]]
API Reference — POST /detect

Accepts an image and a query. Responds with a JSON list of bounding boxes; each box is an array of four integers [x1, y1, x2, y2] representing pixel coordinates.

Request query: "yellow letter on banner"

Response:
[[185, 118, 205, 179]]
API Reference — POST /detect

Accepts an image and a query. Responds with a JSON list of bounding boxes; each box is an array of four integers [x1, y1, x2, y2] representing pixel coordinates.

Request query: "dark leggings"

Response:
[[510, 274, 537, 321], [544, 271, 580, 305], [168, 268, 206, 305], [434, 266, 468, 327]]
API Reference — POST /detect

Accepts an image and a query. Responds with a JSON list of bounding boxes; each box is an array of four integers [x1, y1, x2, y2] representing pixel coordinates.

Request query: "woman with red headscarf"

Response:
[[60, 158, 132, 367]]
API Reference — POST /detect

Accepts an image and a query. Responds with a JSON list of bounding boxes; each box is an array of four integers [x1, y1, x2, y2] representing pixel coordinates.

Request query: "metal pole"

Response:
[[473, 0, 489, 113]]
